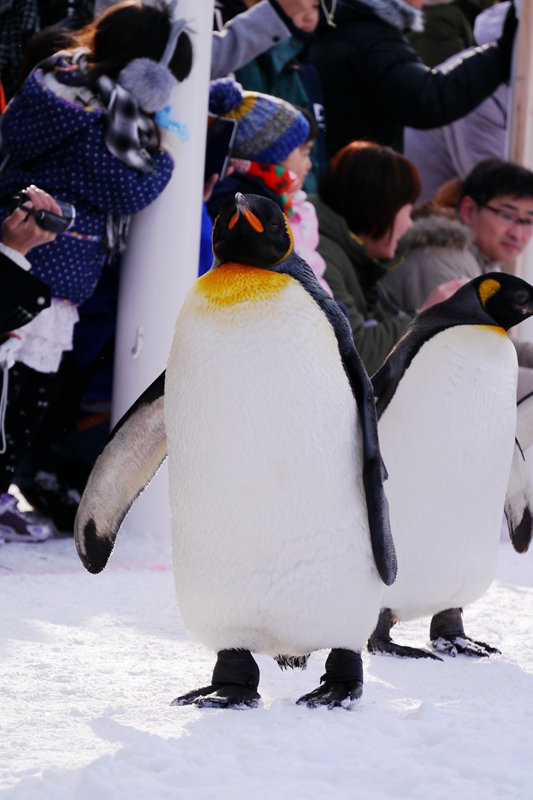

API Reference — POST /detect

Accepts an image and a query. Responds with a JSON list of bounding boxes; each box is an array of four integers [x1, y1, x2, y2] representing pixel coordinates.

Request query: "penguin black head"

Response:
[[212, 193, 293, 268], [470, 273, 533, 330]]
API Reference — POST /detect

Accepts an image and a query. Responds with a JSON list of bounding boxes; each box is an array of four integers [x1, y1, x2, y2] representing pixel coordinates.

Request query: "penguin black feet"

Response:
[[430, 608, 501, 659], [368, 609, 443, 661], [297, 649, 363, 709], [171, 649, 261, 709]]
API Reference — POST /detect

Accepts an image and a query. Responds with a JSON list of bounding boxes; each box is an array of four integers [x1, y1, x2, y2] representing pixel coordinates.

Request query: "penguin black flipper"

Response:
[[505, 438, 533, 553], [276, 252, 397, 586], [74, 371, 167, 574]]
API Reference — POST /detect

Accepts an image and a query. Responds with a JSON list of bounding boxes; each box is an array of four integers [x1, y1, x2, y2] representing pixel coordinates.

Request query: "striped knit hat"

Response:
[[208, 77, 310, 165]]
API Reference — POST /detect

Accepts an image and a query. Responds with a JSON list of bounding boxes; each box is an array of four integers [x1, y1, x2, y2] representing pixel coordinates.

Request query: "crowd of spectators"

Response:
[[0, 0, 531, 541]]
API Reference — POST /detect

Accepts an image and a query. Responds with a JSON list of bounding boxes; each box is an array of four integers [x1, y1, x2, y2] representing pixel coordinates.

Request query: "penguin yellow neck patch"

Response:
[[475, 324, 507, 336], [478, 278, 501, 308], [197, 264, 291, 307]]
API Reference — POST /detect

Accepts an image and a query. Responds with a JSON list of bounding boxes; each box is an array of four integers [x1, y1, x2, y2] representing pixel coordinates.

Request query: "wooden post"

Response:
[[507, 0, 533, 347], [507, 0, 533, 171]]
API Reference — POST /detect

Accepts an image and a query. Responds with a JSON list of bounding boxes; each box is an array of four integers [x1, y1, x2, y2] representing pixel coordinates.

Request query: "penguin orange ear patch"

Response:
[[479, 278, 501, 308], [242, 206, 264, 232]]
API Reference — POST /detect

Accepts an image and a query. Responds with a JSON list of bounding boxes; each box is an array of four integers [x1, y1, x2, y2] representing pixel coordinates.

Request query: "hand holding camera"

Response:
[[4, 186, 75, 256]]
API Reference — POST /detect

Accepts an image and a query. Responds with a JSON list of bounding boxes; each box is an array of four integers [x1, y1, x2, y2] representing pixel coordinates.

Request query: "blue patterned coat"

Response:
[[0, 70, 174, 304]]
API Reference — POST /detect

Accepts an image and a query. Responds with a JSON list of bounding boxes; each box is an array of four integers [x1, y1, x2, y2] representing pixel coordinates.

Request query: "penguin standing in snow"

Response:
[[368, 274, 533, 661], [75, 193, 396, 709]]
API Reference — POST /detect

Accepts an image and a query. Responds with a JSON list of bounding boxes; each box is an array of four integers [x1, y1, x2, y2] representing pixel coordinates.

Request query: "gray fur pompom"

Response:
[[118, 58, 177, 113]]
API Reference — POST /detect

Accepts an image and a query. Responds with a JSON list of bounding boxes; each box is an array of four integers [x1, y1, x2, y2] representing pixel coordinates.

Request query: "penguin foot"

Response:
[[171, 684, 260, 709], [431, 636, 501, 658], [429, 609, 500, 658], [297, 648, 364, 708], [368, 609, 443, 660], [172, 649, 261, 709], [368, 634, 443, 661], [296, 680, 363, 709]]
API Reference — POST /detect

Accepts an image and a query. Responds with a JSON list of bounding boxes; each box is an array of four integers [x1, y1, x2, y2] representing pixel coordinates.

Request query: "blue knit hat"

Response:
[[209, 77, 310, 165]]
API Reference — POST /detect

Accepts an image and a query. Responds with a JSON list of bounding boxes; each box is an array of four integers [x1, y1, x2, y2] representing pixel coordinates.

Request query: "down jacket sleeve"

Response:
[[358, 30, 506, 130], [211, 0, 290, 79]]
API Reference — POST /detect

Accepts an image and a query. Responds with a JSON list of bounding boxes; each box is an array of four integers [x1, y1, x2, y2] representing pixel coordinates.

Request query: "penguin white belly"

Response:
[[379, 325, 517, 621], [165, 266, 382, 656]]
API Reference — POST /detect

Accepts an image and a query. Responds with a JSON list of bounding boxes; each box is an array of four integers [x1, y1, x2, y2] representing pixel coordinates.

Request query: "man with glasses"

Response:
[[379, 158, 533, 373], [458, 165, 533, 269]]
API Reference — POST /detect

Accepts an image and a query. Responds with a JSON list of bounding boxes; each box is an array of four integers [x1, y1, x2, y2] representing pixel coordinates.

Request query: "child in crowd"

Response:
[[284, 107, 331, 295], [207, 77, 331, 294]]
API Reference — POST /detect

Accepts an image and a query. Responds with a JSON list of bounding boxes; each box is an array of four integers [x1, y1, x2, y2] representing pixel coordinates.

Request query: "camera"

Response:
[[9, 192, 76, 234]]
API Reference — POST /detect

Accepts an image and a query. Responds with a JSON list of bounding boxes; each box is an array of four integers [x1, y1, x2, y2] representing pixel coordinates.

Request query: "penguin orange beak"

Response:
[[228, 193, 264, 233]]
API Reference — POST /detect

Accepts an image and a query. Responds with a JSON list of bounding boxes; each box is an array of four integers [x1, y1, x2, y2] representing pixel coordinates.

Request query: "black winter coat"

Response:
[[0, 251, 50, 333], [311, 0, 509, 155]]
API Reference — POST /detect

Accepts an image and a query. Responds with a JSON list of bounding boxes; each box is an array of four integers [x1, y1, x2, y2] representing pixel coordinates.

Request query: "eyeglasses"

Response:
[[481, 202, 533, 230]]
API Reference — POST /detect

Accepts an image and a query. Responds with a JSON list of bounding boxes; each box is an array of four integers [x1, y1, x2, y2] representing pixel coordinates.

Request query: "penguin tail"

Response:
[[74, 372, 168, 573], [274, 654, 309, 670]]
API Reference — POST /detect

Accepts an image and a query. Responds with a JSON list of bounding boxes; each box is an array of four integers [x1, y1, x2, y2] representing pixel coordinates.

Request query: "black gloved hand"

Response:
[[497, 0, 518, 79]]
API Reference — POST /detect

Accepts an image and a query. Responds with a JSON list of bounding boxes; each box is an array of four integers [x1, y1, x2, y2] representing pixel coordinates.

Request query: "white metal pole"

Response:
[[111, 0, 214, 539]]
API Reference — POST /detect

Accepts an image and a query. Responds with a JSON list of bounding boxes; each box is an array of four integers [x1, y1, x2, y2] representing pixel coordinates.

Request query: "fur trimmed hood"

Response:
[[397, 215, 473, 255], [349, 0, 423, 32]]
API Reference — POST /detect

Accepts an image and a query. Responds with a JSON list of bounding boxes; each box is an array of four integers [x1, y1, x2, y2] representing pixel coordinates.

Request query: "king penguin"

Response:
[[367, 273, 533, 661], [74, 193, 396, 709]]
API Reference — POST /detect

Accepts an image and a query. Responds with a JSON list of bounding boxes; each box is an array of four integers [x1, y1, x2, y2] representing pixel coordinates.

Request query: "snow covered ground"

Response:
[[1, 512, 533, 799]]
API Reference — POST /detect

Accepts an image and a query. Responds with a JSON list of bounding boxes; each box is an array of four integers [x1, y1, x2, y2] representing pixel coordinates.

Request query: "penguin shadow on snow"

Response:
[[367, 645, 533, 718], [72, 686, 381, 794]]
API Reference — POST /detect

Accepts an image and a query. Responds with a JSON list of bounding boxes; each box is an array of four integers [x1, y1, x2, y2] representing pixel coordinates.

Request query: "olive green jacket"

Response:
[[311, 195, 416, 375]]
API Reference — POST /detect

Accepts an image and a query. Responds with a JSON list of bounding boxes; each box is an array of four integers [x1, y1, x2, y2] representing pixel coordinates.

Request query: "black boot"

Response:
[[430, 608, 500, 658], [297, 649, 364, 708], [172, 649, 261, 709]]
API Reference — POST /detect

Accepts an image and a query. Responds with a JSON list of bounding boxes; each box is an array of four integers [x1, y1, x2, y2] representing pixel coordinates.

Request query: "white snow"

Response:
[[1, 516, 533, 799]]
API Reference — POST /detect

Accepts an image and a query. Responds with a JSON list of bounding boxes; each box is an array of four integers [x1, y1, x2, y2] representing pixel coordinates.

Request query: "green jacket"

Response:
[[311, 195, 416, 375], [236, 37, 308, 110], [235, 38, 320, 193]]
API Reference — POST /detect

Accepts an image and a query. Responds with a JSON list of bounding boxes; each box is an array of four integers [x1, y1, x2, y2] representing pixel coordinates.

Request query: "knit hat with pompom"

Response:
[[209, 77, 310, 165]]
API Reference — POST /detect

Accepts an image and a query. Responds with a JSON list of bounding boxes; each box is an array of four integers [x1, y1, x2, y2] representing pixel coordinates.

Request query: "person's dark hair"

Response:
[[295, 105, 318, 143], [19, 27, 76, 85], [319, 141, 421, 239], [460, 158, 533, 206], [76, 0, 193, 88]]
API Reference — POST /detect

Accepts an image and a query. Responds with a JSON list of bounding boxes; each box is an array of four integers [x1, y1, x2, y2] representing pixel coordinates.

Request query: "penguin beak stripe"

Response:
[[228, 210, 239, 230], [242, 206, 264, 233]]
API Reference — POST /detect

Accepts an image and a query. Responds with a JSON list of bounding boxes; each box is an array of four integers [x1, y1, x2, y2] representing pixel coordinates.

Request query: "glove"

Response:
[[497, 0, 518, 79]]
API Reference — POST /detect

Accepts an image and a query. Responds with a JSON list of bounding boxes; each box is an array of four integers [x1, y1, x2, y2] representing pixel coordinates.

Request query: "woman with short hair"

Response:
[[312, 140, 421, 375]]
